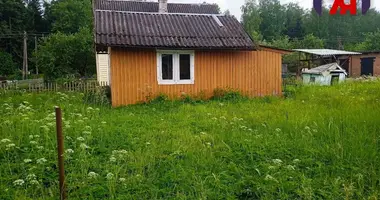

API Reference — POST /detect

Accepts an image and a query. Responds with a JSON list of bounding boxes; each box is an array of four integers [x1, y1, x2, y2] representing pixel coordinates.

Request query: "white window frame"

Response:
[[157, 50, 195, 85]]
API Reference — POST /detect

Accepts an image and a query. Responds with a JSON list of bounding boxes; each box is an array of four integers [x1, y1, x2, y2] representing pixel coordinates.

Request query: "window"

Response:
[[157, 50, 194, 85]]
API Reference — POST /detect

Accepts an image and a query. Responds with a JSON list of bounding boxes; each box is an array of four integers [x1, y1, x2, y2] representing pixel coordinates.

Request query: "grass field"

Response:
[[1, 80, 380, 199]]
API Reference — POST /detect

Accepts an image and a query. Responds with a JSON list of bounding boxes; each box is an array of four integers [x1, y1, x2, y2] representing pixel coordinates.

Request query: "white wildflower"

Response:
[[262, 123, 267, 128], [29, 135, 34, 139], [82, 131, 91, 135], [106, 173, 114, 180], [36, 158, 47, 164], [23, 159, 32, 163], [30, 141, 38, 145], [47, 122, 54, 127], [36, 146, 44, 150], [84, 126, 91, 130], [220, 116, 226, 120], [268, 166, 276, 170], [87, 107, 94, 111], [146, 142, 151, 145], [212, 117, 217, 120], [33, 135, 40, 138], [101, 121, 107, 124], [80, 143, 89, 149], [95, 108, 100, 111], [6, 143, 16, 148], [26, 174, 36, 181], [30, 180, 39, 185], [200, 132, 207, 135], [286, 165, 296, 171], [293, 159, 301, 164], [219, 103, 224, 107], [1, 139, 11, 143], [265, 175, 277, 182], [77, 137, 85, 141], [119, 178, 126, 182], [272, 159, 283, 165], [65, 149, 74, 154], [110, 156, 117, 162], [304, 126, 310, 130], [275, 128, 281, 132], [88, 172, 99, 179], [13, 179, 25, 186], [206, 142, 212, 146], [65, 124, 71, 129]]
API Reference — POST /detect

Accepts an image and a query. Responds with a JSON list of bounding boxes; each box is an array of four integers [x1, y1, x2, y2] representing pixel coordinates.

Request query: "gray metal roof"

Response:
[[293, 49, 361, 56], [95, 10, 255, 50], [302, 63, 347, 75]]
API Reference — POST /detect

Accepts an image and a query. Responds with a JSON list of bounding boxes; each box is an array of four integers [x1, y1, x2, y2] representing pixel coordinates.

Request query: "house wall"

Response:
[[302, 73, 346, 86], [350, 54, 380, 77], [109, 48, 283, 106]]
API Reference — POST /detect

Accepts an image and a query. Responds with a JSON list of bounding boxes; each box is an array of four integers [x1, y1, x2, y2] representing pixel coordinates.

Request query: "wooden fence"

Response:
[[0, 81, 109, 93]]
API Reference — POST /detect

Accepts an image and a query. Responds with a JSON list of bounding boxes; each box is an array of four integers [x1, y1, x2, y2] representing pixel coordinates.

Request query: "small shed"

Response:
[[302, 63, 347, 85]]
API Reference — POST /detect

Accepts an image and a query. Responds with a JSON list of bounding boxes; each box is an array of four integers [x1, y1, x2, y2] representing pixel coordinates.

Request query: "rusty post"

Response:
[[55, 106, 66, 200]]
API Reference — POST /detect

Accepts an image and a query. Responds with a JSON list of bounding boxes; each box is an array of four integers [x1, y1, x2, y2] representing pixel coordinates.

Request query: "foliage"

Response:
[[83, 86, 111, 106], [1, 81, 380, 198], [349, 30, 380, 51], [0, 50, 17, 76], [48, 0, 92, 34], [35, 28, 95, 81], [212, 88, 247, 101]]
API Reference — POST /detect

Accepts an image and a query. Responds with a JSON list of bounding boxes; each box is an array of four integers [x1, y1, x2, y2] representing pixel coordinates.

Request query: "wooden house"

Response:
[[94, 0, 290, 107]]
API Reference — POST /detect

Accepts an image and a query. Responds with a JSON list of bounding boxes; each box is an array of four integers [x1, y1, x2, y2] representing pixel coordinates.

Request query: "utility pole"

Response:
[[35, 36, 38, 75], [23, 31, 28, 80]]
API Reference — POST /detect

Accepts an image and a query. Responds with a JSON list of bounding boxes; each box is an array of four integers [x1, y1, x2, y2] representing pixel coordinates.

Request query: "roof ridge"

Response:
[[95, 9, 226, 17], [96, 33, 249, 39], [103, 0, 215, 5]]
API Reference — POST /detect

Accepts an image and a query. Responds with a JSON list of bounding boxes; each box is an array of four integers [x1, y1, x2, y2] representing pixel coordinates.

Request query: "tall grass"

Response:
[[0, 80, 380, 199]]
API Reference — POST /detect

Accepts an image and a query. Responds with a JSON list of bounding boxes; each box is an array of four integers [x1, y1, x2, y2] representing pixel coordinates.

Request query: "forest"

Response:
[[1, 0, 380, 80]]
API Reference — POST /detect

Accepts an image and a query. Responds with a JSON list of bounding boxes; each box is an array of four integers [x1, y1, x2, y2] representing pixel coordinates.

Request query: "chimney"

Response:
[[159, 0, 168, 13]]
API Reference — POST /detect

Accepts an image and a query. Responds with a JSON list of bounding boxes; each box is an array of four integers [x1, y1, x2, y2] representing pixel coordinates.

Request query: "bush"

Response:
[[212, 88, 246, 101], [83, 86, 111, 106]]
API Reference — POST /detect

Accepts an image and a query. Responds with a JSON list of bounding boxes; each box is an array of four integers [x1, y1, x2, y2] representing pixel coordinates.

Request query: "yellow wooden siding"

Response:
[[110, 48, 282, 107]]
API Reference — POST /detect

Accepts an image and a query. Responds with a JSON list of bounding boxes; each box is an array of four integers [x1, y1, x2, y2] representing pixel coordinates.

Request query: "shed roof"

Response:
[[293, 49, 361, 56], [95, 10, 255, 50], [95, 0, 220, 14], [302, 63, 347, 75]]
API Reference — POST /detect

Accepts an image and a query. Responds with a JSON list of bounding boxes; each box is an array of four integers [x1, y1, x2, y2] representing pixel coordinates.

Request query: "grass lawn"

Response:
[[1, 80, 380, 199]]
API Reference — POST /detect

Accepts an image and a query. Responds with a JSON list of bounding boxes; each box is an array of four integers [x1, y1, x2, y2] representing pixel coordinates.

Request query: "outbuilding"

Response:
[[94, 0, 290, 106], [302, 63, 347, 85]]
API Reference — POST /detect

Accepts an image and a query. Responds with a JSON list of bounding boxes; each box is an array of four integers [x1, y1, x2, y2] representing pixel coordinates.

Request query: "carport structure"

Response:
[[293, 49, 361, 76]]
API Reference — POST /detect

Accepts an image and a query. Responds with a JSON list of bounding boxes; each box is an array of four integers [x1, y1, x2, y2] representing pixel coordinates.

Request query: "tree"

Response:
[[351, 30, 380, 51], [35, 28, 95, 81], [241, 0, 262, 41], [0, 50, 17, 76], [48, 0, 92, 34], [283, 3, 305, 39], [257, 0, 286, 41]]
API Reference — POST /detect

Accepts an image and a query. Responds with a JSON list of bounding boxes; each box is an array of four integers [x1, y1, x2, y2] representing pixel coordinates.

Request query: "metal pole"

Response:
[[55, 106, 66, 200]]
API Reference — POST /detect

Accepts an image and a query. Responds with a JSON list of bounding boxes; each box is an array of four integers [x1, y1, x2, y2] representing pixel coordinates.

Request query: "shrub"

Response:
[[149, 93, 169, 104], [83, 86, 111, 106], [212, 88, 246, 101]]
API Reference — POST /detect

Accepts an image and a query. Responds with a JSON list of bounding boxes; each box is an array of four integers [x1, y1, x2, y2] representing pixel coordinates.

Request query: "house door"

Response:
[[361, 57, 375, 76]]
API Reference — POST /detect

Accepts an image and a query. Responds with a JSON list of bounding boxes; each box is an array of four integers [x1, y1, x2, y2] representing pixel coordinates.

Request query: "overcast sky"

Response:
[[169, 0, 379, 20]]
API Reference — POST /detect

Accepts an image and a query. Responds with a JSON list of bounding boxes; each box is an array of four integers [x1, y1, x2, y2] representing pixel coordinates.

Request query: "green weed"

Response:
[[1, 80, 380, 199]]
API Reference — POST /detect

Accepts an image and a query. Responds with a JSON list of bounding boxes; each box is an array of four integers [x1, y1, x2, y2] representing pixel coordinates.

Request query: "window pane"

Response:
[[161, 54, 173, 80], [180, 54, 191, 80]]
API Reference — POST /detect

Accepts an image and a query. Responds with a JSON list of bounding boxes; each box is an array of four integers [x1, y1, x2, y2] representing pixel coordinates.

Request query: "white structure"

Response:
[[302, 63, 347, 85], [96, 50, 110, 85]]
